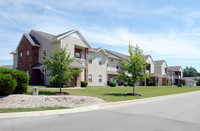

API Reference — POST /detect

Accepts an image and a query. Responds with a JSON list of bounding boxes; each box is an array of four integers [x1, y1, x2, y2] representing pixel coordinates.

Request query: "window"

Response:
[[99, 57, 102, 65], [27, 51, 29, 59], [98, 75, 102, 83], [20, 52, 23, 60], [88, 55, 92, 64], [43, 50, 46, 59], [165, 68, 167, 73], [88, 74, 92, 83], [75, 52, 80, 58], [116, 63, 119, 69]]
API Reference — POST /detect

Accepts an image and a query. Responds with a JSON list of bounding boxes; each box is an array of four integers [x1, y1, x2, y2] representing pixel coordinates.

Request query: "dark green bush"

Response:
[[148, 79, 155, 86], [128, 82, 134, 86], [196, 79, 200, 86], [109, 81, 117, 87], [81, 81, 88, 87], [0, 68, 29, 94], [178, 84, 183, 87], [0, 74, 17, 95], [12, 70, 29, 94], [124, 83, 128, 87]]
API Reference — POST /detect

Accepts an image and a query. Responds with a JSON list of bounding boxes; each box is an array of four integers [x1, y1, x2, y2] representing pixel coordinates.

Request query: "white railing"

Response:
[[75, 58, 86, 66]]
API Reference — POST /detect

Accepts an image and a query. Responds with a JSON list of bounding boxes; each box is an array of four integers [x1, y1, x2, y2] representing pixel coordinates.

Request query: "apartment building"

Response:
[[11, 29, 91, 86], [168, 66, 185, 85], [154, 60, 171, 86], [11, 29, 184, 87]]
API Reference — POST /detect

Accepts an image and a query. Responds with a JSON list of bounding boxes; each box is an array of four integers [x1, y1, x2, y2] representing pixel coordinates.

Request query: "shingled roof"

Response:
[[168, 66, 182, 71], [154, 60, 166, 66], [105, 49, 129, 59]]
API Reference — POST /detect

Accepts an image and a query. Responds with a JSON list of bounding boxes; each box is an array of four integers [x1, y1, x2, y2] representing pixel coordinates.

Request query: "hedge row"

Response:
[[0, 68, 29, 95]]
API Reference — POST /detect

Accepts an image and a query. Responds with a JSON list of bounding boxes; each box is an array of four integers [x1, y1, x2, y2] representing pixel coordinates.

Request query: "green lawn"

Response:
[[27, 86, 200, 102], [0, 107, 70, 113]]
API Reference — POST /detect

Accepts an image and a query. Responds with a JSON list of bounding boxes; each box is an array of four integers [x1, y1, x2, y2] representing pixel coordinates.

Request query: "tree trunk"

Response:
[[133, 85, 135, 95], [60, 82, 62, 93]]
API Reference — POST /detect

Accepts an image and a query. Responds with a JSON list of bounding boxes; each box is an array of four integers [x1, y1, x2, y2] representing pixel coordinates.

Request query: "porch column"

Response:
[[76, 74, 81, 87], [84, 48, 88, 82]]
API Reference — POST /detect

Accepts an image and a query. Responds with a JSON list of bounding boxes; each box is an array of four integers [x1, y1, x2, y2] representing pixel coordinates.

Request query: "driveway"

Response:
[[1, 91, 200, 131]]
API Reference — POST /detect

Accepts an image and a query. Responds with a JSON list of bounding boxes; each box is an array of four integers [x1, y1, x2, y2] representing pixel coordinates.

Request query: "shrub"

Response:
[[109, 81, 117, 87], [168, 81, 172, 86], [81, 81, 88, 87], [128, 82, 134, 86], [148, 79, 155, 86], [12, 70, 29, 94], [0, 68, 29, 94], [124, 83, 128, 87], [178, 84, 183, 87], [0, 74, 17, 95], [197, 79, 200, 86]]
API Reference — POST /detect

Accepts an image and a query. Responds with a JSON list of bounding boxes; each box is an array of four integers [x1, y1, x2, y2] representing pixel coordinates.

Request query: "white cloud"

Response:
[[81, 26, 200, 59]]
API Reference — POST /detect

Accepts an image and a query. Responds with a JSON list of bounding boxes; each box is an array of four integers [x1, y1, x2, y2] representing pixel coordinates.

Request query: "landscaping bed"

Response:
[[0, 95, 104, 109]]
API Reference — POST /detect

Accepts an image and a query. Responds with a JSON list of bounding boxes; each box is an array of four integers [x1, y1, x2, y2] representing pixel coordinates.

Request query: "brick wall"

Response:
[[76, 74, 81, 87], [17, 35, 41, 85], [162, 78, 168, 86]]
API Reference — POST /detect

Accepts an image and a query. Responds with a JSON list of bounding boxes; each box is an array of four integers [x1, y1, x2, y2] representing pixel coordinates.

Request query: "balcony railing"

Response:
[[75, 58, 86, 66]]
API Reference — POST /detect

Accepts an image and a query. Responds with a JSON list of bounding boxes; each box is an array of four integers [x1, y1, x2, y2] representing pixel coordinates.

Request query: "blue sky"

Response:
[[1, 0, 200, 71]]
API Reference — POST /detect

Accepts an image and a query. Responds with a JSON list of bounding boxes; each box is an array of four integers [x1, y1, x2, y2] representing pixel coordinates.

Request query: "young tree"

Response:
[[43, 48, 82, 93], [118, 44, 150, 95]]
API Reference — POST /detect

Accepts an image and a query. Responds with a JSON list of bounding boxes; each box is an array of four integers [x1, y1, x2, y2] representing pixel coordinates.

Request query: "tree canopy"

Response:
[[43, 47, 82, 92], [118, 44, 150, 95], [183, 66, 198, 77]]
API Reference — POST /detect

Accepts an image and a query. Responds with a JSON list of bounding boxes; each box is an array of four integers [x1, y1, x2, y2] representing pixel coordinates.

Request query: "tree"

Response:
[[118, 44, 150, 95], [183, 66, 198, 77], [43, 48, 82, 93]]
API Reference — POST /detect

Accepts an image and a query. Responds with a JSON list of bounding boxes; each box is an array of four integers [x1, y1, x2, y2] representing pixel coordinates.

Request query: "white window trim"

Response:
[[98, 75, 102, 83], [88, 74, 92, 83]]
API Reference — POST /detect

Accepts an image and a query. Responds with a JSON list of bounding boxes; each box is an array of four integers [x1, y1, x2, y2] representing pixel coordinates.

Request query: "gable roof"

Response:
[[31, 29, 92, 49], [11, 33, 41, 54], [168, 66, 182, 71], [145, 55, 155, 65], [30, 30, 55, 40], [154, 60, 168, 67], [105, 49, 129, 59], [89, 48, 108, 56]]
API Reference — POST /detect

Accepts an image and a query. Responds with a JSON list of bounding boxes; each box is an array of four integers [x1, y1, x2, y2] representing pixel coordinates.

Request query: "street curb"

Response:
[[0, 90, 200, 119]]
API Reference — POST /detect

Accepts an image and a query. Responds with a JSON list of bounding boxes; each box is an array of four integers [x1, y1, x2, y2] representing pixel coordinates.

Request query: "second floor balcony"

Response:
[[75, 58, 86, 66]]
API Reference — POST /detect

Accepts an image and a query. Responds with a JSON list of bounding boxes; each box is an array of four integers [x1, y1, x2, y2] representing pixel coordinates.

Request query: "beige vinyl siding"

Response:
[[107, 58, 120, 72], [155, 66, 162, 75], [88, 51, 107, 86], [60, 33, 88, 58], [13, 53, 18, 69], [162, 62, 167, 75], [146, 57, 154, 73]]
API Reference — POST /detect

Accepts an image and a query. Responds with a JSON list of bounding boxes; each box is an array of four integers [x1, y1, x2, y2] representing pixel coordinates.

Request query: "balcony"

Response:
[[75, 58, 86, 66]]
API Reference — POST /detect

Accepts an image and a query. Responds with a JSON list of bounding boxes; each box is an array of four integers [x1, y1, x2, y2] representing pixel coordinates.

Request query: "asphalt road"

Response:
[[1, 91, 200, 131]]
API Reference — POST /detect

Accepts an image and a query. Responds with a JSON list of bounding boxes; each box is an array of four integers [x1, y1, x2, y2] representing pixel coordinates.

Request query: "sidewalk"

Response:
[[1, 90, 200, 119]]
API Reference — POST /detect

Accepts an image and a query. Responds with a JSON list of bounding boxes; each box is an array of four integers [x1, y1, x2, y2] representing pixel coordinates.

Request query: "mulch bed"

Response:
[[126, 93, 143, 97], [54, 92, 71, 95]]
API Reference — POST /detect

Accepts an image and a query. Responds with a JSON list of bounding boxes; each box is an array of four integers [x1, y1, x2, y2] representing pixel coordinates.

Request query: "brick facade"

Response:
[[162, 78, 168, 86], [76, 74, 81, 87], [17, 35, 41, 85]]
